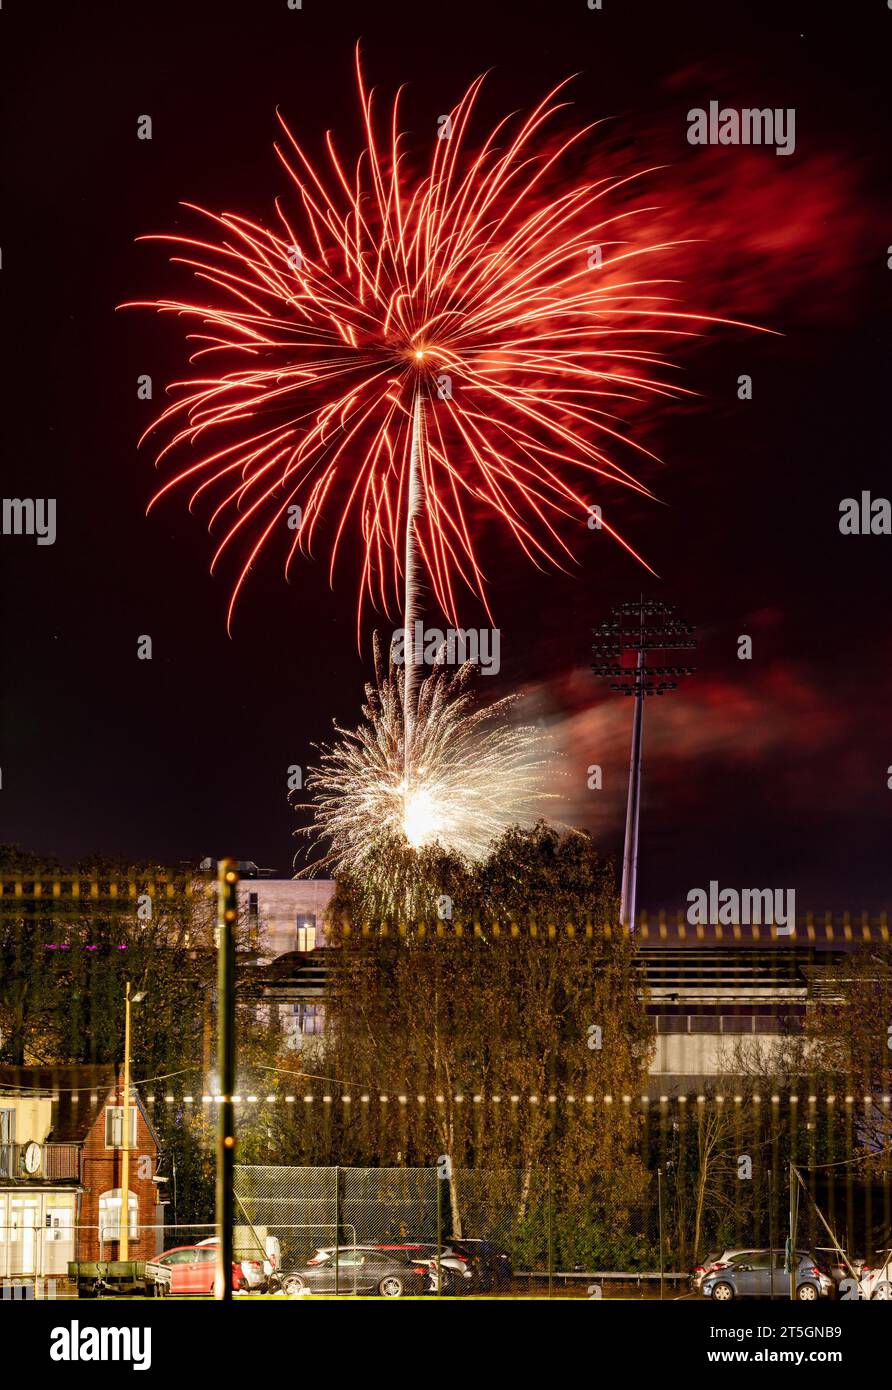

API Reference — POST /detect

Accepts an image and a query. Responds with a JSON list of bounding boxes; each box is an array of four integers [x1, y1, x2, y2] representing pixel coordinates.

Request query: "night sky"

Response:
[[1, 0, 890, 913]]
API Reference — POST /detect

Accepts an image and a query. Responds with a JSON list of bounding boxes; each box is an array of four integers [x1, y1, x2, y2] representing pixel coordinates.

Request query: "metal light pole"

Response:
[[789, 1162, 799, 1301], [215, 859, 238, 1302], [657, 1166, 664, 1301], [592, 597, 696, 930], [620, 638, 646, 933], [120, 981, 145, 1261], [768, 1166, 775, 1299]]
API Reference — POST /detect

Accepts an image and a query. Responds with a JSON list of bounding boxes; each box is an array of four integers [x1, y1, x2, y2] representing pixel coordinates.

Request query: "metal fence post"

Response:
[[215, 859, 237, 1302], [547, 1167, 554, 1299], [436, 1166, 443, 1297], [335, 1167, 340, 1295], [657, 1166, 664, 1300]]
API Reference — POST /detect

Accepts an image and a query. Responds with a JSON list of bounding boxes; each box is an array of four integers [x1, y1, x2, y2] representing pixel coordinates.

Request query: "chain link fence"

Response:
[[1, 1150, 890, 1298]]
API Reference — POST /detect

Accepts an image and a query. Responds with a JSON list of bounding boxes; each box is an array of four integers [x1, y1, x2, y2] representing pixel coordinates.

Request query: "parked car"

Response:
[[691, 1249, 753, 1294], [447, 1238, 513, 1290], [814, 1248, 864, 1290], [368, 1243, 477, 1292], [304, 1243, 474, 1294], [195, 1237, 266, 1290], [702, 1249, 834, 1301], [859, 1251, 892, 1300], [281, 1249, 430, 1297], [145, 1241, 261, 1295]]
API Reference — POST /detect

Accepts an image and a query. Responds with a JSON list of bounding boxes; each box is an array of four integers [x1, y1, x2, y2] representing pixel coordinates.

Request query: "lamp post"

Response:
[[120, 981, 146, 1261], [656, 1166, 665, 1300], [215, 859, 238, 1302]]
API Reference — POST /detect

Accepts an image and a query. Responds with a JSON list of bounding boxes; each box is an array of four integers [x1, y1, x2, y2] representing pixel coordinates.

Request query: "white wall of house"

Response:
[[238, 879, 335, 959], [0, 1094, 53, 1147]]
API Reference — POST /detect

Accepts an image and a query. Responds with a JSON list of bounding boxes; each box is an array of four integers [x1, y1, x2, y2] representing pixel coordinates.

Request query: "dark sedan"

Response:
[[281, 1249, 430, 1297]]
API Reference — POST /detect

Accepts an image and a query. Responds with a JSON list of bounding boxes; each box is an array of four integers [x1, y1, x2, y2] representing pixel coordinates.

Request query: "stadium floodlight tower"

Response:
[[592, 596, 696, 931]]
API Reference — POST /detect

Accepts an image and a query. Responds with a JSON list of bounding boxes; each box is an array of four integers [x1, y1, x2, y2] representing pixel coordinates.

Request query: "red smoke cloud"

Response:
[[527, 656, 865, 840]]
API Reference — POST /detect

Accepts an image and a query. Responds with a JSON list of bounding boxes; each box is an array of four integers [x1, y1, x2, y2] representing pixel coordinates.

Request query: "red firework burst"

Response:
[[125, 47, 755, 636]]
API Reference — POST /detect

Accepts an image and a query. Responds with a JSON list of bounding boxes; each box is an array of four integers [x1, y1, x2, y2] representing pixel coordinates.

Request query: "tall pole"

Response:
[[768, 1167, 775, 1299], [547, 1166, 554, 1299], [657, 1166, 664, 1300], [215, 859, 238, 1302], [789, 1162, 797, 1301], [120, 981, 132, 1261], [592, 597, 696, 932], [619, 641, 645, 930], [436, 1167, 443, 1298]]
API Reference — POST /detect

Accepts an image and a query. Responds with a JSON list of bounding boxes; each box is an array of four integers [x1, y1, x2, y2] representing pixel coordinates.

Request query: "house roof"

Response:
[[0, 1064, 159, 1147]]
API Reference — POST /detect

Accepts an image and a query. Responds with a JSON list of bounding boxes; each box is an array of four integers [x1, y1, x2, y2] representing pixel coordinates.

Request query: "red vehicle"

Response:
[[146, 1241, 262, 1295]]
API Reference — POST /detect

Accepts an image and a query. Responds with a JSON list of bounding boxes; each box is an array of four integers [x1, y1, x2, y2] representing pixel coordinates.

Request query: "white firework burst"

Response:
[[298, 635, 555, 873]]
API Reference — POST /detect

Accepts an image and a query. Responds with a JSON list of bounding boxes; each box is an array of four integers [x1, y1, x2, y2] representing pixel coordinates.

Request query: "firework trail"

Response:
[[127, 50, 758, 858], [298, 635, 555, 875], [403, 391, 425, 793]]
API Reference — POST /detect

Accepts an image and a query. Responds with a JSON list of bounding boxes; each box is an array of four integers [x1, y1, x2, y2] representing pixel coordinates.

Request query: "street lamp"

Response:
[[120, 981, 146, 1261]]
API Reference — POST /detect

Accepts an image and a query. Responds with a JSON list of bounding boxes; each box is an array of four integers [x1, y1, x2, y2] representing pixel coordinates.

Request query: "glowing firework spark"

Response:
[[298, 636, 555, 873], [126, 47, 757, 639], [127, 52, 762, 857]]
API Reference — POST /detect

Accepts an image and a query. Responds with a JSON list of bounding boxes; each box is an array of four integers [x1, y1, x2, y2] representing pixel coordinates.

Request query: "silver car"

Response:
[[702, 1249, 834, 1301]]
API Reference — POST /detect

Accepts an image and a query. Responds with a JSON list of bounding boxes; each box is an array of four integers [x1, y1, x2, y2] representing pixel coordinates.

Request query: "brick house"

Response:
[[0, 1064, 164, 1277]]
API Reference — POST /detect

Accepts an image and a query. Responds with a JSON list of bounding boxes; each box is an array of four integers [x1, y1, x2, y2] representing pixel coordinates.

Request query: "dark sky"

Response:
[[1, 0, 889, 913]]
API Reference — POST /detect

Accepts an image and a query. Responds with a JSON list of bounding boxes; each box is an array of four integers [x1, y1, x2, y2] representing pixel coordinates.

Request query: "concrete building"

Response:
[[636, 927, 835, 1094], [223, 866, 872, 1086], [232, 878, 334, 1047], [237, 877, 335, 960]]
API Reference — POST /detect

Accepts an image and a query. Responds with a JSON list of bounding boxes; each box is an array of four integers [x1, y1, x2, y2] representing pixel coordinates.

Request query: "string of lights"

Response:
[[147, 1092, 892, 1108]]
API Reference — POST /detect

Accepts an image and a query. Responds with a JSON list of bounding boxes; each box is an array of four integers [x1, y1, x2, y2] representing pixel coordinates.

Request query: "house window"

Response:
[[104, 1106, 138, 1149], [0, 1109, 14, 1178], [98, 1189, 139, 1242], [248, 892, 259, 918], [296, 913, 316, 952], [292, 1002, 323, 1035]]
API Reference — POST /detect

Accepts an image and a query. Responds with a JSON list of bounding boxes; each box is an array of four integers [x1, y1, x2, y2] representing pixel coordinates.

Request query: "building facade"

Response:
[[237, 877, 335, 960], [0, 1065, 163, 1279], [236, 878, 335, 1047], [636, 920, 854, 1094]]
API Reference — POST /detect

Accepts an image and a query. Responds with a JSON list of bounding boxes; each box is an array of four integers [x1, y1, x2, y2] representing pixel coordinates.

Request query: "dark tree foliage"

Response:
[[329, 821, 617, 928]]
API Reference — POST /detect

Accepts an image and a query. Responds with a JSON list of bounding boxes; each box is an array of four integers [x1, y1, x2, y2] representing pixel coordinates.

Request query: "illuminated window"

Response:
[[104, 1106, 138, 1148], [296, 914, 316, 951], [98, 1189, 139, 1241]]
